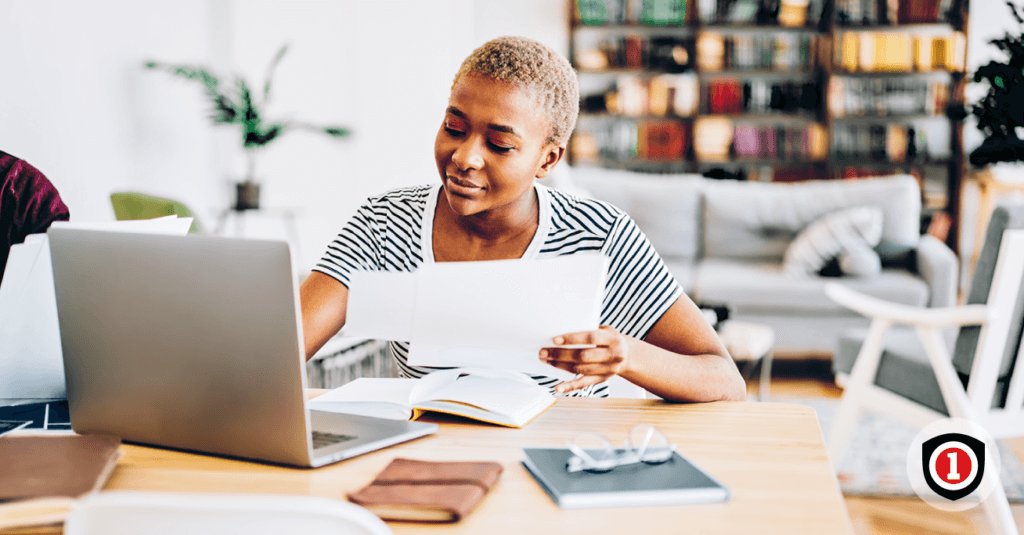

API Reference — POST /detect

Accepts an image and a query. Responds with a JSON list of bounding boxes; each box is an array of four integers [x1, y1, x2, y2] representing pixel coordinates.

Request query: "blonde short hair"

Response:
[[454, 36, 579, 146]]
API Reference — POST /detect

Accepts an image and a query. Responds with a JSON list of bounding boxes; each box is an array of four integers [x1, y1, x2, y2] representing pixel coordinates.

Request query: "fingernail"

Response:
[[539, 349, 548, 360], [554, 336, 564, 345]]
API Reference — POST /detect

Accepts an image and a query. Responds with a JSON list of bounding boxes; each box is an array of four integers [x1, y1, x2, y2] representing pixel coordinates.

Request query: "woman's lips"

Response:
[[446, 175, 484, 196]]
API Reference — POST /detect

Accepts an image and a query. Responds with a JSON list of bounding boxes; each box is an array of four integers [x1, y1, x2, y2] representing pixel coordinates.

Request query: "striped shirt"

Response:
[[314, 183, 683, 397]]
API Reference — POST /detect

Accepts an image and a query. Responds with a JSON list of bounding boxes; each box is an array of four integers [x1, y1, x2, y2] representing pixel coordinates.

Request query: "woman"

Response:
[[301, 36, 745, 402]]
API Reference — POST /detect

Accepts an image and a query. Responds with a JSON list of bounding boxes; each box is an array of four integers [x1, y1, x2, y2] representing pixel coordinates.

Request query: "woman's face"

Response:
[[434, 73, 563, 219]]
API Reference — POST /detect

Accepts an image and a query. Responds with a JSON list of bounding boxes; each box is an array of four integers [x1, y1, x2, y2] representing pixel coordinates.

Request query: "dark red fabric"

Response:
[[0, 151, 70, 282]]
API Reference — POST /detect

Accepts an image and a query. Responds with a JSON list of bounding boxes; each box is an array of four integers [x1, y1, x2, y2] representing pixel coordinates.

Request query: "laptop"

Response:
[[47, 227, 437, 468]]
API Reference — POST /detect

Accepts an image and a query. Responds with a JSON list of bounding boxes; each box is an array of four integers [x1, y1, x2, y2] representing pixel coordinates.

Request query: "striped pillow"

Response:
[[783, 206, 884, 277]]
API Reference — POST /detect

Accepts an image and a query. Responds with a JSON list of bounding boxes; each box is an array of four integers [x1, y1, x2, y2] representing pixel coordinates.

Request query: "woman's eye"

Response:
[[488, 142, 514, 153], [444, 125, 464, 136]]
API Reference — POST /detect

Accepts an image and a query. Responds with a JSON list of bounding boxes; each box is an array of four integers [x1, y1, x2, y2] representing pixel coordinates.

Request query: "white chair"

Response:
[[825, 202, 1024, 535], [63, 491, 393, 535]]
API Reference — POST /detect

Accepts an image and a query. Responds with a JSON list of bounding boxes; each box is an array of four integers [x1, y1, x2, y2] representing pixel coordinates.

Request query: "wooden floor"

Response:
[[753, 359, 1024, 535]]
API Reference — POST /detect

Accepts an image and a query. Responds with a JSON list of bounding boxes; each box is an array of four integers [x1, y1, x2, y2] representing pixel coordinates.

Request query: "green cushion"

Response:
[[110, 192, 202, 234]]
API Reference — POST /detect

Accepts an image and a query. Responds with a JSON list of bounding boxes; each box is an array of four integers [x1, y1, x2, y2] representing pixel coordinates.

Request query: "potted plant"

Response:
[[969, 1, 1024, 167], [145, 45, 351, 210]]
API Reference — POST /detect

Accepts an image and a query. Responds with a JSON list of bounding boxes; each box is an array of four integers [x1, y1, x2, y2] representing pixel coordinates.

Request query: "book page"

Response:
[[309, 378, 416, 405], [410, 369, 554, 427], [307, 378, 417, 421]]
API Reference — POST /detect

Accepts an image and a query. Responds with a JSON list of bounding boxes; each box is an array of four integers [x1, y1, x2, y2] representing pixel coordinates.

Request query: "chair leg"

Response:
[[826, 396, 861, 463], [982, 482, 1019, 535], [758, 352, 772, 401], [828, 318, 891, 463]]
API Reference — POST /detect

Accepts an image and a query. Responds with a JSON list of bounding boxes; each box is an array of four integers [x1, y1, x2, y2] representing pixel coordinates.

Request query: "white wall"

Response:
[[0, 0, 570, 271]]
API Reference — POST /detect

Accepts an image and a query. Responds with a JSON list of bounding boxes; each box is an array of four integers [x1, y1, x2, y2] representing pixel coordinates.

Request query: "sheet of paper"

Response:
[[0, 216, 193, 399], [406, 254, 607, 379], [49, 215, 193, 235], [343, 271, 416, 341]]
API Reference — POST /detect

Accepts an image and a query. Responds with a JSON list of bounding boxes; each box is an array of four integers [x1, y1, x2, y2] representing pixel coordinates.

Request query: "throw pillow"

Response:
[[783, 206, 884, 277], [838, 239, 882, 277]]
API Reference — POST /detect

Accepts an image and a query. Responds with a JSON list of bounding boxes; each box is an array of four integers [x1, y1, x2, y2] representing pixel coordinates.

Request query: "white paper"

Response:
[[407, 255, 606, 378], [343, 271, 416, 341], [0, 216, 193, 400], [346, 255, 605, 379], [49, 215, 193, 235]]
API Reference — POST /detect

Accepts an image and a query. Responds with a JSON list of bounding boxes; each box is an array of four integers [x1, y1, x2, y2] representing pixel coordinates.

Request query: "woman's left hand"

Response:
[[540, 325, 632, 394]]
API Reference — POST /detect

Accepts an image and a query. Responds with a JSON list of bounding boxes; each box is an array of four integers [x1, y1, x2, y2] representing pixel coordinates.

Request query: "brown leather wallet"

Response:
[[348, 458, 503, 522]]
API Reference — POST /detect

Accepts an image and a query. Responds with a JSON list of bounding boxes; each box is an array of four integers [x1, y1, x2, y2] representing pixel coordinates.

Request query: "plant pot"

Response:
[[235, 182, 261, 211]]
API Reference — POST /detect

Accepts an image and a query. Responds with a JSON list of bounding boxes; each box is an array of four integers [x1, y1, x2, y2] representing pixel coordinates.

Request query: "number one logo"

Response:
[[922, 433, 986, 501]]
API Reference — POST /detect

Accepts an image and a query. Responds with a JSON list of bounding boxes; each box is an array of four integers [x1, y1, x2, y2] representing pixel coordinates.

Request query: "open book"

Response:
[[308, 369, 555, 428]]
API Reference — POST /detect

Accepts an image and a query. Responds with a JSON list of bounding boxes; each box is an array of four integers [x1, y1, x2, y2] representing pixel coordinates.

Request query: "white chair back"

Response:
[[968, 229, 1024, 429]]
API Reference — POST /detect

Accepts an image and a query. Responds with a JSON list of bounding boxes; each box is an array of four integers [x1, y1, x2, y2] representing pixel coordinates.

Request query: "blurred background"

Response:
[[0, 0, 566, 271]]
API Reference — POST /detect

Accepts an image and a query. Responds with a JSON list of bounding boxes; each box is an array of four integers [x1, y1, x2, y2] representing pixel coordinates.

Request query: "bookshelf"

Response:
[[568, 0, 969, 249]]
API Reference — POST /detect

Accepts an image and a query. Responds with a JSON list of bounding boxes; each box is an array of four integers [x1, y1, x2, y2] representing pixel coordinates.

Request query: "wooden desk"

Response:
[[90, 396, 852, 534]]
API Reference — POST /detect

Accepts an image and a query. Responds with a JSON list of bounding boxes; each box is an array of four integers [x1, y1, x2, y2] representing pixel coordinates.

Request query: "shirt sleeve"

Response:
[[313, 201, 383, 288], [600, 213, 684, 340]]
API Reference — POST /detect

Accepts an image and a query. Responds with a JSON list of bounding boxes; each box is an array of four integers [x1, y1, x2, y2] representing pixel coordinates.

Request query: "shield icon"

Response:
[[922, 432, 986, 501]]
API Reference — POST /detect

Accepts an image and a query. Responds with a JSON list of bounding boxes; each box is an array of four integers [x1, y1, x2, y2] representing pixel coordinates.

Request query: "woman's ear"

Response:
[[535, 144, 566, 179]]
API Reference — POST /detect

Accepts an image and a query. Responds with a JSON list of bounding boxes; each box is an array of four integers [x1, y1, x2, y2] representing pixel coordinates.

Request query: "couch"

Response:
[[545, 166, 959, 355]]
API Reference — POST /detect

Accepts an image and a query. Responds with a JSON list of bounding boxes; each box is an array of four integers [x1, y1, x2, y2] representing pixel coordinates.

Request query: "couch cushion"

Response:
[[703, 175, 921, 261], [661, 258, 697, 296], [952, 202, 1024, 382], [693, 258, 929, 312], [782, 206, 883, 276], [571, 167, 705, 260]]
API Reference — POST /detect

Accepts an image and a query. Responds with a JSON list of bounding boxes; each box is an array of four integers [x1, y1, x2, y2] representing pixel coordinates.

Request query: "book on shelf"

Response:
[[575, 0, 686, 26], [591, 74, 698, 118], [521, 447, 729, 509], [639, 0, 686, 25], [831, 121, 947, 163], [579, 35, 695, 72], [347, 458, 503, 522], [308, 369, 556, 429], [827, 77, 951, 117], [0, 434, 121, 530], [692, 116, 734, 161], [731, 123, 827, 161], [835, 0, 949, 25], [638, 120, 689, 159], [834, 31, 964, 73]]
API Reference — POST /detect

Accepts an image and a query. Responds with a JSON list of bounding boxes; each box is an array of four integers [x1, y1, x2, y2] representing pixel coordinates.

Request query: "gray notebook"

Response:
[[521, 448, 729, 509]]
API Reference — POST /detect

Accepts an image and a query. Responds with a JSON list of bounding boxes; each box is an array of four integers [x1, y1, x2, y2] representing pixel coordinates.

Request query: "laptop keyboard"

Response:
[[312, 431, 358, 450]]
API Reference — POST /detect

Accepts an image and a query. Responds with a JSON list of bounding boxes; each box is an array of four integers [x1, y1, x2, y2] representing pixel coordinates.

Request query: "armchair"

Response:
[[110, 192, 203, 234], [825, 202, 1024, 535]]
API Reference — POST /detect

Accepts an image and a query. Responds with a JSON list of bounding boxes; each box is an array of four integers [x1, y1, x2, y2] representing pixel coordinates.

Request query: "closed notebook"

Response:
[[521, 448, 729, 509], [0, 434, 121, 530], [347, 458, 503, 522]]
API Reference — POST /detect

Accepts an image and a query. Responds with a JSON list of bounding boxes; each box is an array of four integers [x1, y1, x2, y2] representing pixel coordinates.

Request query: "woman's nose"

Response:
[[452, 138, 484, 171]]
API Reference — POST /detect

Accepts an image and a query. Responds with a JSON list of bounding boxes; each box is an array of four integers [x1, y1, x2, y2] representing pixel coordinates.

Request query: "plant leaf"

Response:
[[323, 126, 352, 138], [263, 44, 289, 101]]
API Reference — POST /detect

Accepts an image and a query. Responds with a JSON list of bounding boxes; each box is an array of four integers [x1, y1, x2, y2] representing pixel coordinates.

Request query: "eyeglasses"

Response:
[[565, 424, 677, 473]]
